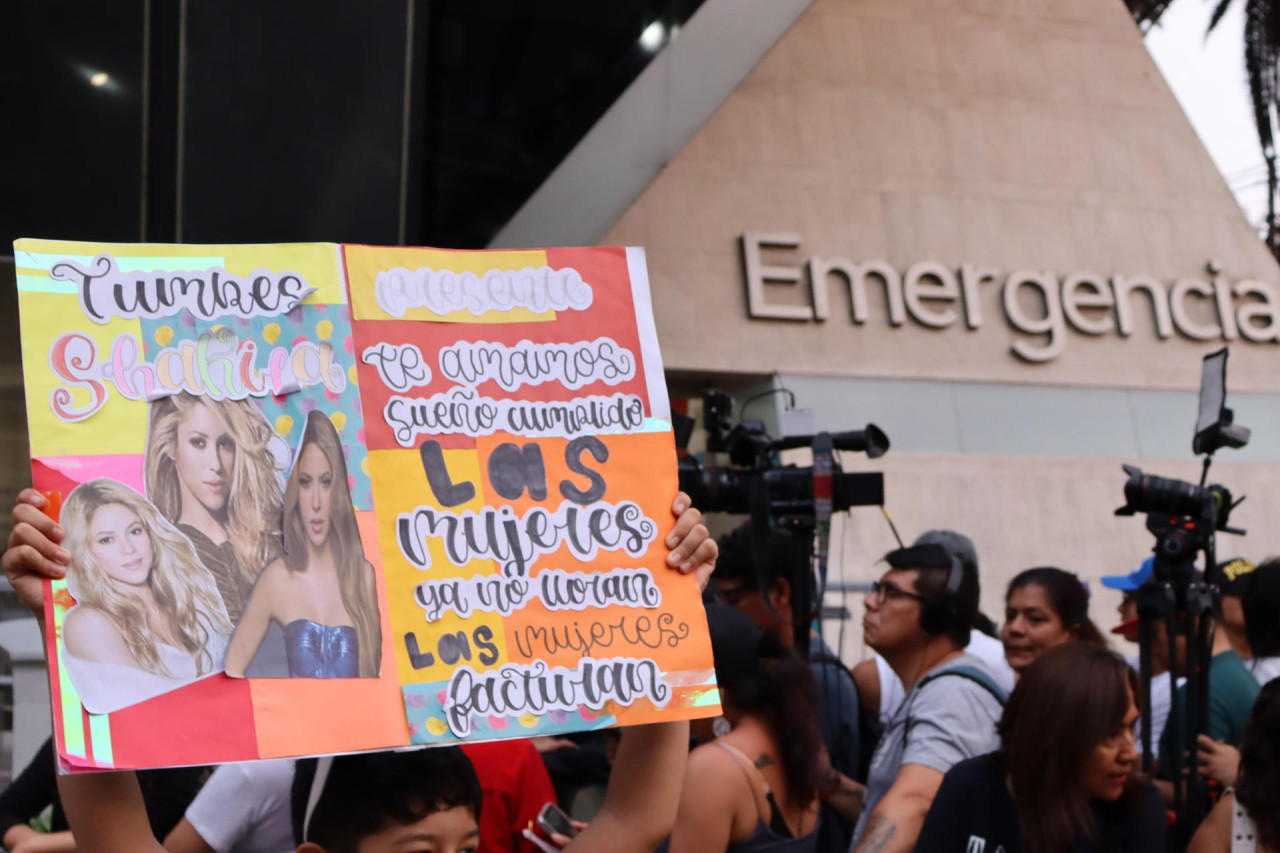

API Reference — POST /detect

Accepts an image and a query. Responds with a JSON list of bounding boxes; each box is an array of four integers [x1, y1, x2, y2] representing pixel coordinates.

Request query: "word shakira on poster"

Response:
[[14, 238, 718, 772]]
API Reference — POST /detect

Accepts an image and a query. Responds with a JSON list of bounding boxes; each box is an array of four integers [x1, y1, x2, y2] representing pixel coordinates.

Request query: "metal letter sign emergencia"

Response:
[[741, 234, 1280, 362], [12, 237, 718, 771]]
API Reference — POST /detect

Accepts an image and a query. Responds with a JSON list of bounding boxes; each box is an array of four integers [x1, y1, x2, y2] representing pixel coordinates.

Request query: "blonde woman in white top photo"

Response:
[[60, 478, 233, 714]]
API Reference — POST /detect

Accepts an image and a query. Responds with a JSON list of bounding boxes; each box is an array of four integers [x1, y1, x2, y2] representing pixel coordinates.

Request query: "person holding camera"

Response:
[[914, 643, 1166, 853], [711, 522, 861, 853], [849, 544, 1005, 853]]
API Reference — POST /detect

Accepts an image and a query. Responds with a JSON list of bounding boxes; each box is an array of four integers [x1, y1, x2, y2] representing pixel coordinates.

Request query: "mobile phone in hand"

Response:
[[536, 802, 578, 839]]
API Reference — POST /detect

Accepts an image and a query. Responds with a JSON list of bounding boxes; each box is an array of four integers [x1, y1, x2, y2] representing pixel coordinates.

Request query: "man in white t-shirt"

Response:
[[163, 759, 295, 853]]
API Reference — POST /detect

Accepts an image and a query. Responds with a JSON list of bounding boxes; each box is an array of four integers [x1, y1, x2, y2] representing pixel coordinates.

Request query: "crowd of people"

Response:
[[3, 488, 1280, 853]]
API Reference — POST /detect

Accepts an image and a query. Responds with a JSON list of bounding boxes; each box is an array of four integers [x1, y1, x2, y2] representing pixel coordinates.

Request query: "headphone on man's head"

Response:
[[886, 544, 965, 637], [919, 553, 964, 636]]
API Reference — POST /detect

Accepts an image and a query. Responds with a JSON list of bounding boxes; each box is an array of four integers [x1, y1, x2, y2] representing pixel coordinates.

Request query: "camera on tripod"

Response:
[[1114, 347, 1249, 842], [1116, 349, 1249, 582], [673, 389, 891, 657], [675, 389, 889, 519]]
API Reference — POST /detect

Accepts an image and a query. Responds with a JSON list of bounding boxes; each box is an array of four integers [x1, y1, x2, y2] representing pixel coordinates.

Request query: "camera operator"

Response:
[[851, 531, 1013, 728], [712, 523, 861, 853], [1150, 569, 1259, 807], [849, 543, 1005, 853]]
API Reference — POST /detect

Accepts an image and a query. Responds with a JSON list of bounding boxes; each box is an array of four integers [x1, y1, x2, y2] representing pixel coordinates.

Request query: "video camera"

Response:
[[676, 390, 888, 518], [1115, 348, 1249, 845], [674, 389, 890, 656]]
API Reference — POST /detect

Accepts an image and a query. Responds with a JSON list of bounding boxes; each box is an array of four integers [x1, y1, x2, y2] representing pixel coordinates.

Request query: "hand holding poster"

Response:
[[12, 239, 719, 770]]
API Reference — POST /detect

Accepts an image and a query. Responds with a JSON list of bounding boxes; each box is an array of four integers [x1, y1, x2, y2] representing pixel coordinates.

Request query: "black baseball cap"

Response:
[[1219, 557, 1258, 596]]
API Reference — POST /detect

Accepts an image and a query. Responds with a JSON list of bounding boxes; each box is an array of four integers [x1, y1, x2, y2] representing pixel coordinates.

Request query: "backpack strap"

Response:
[[902, 665, 1007, 746], [916, 665, 1008, 707]]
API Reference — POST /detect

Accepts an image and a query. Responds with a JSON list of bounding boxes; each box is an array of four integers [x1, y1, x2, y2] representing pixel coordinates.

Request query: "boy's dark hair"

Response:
[[715, 521, 791, 590], [292, 747, 482, 853]]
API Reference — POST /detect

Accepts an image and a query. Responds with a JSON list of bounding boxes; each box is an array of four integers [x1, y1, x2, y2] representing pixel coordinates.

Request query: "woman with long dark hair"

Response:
[[1001, 567, 1105, 675], [224, 411, 381, 678], [915, 643, 1166, 853], [660, 604, 822, 853], [1189, 677, 1280, 853]]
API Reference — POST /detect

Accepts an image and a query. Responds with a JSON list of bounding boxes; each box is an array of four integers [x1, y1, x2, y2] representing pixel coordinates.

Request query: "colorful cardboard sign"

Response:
[[13, 239, 719, 770]]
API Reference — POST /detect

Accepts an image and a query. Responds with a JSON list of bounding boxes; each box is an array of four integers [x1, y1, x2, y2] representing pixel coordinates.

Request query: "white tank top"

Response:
[[1231, 793, 1259, 853]]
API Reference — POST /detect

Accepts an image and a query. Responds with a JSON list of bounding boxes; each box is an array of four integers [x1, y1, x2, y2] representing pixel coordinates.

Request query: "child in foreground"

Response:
[[2, 488, 716, 853]]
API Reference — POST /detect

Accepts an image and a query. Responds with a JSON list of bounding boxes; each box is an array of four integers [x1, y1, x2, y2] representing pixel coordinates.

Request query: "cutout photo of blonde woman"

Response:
[[145, 393, 285, 623], [224, 411, 381, 679], [61, 479, 234, 714]]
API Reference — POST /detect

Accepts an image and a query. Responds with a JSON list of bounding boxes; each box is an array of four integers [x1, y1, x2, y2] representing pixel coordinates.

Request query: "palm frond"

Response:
[[1207, 0, 1236, 34], [1244, 0, 1280, 253], [1126, 0, 1178, 27]]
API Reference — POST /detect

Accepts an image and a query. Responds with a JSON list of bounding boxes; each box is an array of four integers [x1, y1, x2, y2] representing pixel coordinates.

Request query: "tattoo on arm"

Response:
[[753, 754, 776, 770], [857, 814, 897, 853]]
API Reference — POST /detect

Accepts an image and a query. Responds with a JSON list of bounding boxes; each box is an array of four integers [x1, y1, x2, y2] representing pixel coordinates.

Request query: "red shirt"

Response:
[[462, 740, 558, 853]]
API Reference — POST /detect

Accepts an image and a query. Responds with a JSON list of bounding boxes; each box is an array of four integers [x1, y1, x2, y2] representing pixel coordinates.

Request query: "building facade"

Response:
[[496, 0, 1280, 655]]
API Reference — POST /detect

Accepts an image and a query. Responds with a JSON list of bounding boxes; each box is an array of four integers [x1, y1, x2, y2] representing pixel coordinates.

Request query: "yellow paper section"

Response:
[[19, 291, 147, 457], [344, 245, 554, 323], [368, 447, 509, 685], [14, 238, 346, 305]]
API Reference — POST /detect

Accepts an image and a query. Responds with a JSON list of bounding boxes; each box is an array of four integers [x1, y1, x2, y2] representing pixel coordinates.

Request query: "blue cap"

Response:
[[1101, 557, 1154, 591]]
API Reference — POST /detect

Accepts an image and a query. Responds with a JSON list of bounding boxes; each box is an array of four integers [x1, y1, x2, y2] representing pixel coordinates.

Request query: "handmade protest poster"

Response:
[[12, 239, 719, 770]]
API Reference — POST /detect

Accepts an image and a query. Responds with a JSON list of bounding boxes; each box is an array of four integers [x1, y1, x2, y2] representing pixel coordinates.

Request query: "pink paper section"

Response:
[[37, 455, 146, 493]]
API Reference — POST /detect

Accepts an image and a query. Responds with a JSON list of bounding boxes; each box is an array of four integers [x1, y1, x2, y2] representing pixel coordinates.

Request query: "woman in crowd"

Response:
[[660, 604, 822, 853], [915, 643, 1166, 853], [1001, 567, 1105, 675], [1189, 677, 1280, 853], [61, 479, 233, 713], [145, 393, 284, 622], [224, 410, 381, 678]]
